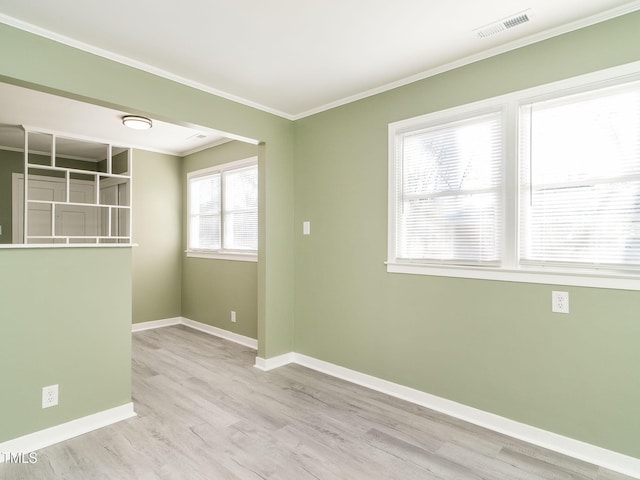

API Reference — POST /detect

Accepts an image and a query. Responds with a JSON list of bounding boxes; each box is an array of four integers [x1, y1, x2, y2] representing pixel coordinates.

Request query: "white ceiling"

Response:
[[0, 82, 239, 157], [0, 1, 638, 157], [1, 0, 638, 121]]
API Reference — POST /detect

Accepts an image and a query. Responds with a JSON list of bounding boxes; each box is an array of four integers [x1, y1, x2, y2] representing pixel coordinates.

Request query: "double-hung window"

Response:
[[187, 157, 258, 261], [392, 109, 504, 266], [519, 83, 640, 271], [389, 64, 640, 289]]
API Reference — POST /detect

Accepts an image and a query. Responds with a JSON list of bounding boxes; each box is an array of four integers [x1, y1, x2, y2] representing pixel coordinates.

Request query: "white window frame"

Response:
[[388, 61, 640, 291], [186, 156, 258, 262]]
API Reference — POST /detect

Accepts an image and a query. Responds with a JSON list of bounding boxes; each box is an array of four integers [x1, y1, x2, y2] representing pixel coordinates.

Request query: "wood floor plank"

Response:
[[1, 325, 635, 479]]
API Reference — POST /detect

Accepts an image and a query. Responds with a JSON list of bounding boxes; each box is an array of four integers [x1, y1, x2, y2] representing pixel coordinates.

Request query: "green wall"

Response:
[[0, 149, 22, 244], [0, 17, 293, 445], [293, 11, 640, 459], [0, 19, 295, 362], [0, 248, 132, 442], [2, 6, 640, 463], [132, 149, 182, 324], [181, 141, 259, 339], [130, 143, 258, 335]]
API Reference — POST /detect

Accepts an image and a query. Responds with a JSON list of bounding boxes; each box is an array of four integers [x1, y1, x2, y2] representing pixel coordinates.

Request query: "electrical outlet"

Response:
[[42, 384, 58, 408], [231, 311, 237, 323], [552, 291, 569, 314]]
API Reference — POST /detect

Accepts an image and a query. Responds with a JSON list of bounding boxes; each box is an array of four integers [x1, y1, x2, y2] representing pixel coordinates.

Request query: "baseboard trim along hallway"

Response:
[[0, 403, 136, 462], [131, 317, 182, 332], [132, 317, 258, 350]]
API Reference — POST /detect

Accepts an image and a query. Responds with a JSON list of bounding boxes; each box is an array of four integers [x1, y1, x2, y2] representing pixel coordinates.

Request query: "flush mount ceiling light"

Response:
[[122, 115, 152, 130]]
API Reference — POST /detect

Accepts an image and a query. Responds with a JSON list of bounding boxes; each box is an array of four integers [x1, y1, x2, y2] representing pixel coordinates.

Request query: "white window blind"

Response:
[[395, 111, 503, 265], [189, 173, 221, 250], [519, 82, 640, 270], [187, 159, 258, 257], [223, 165, 258, 251]]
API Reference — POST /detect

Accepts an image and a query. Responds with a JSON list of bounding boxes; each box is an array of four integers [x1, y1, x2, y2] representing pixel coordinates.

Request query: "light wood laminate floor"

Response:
[[1, 326, 634, 479]]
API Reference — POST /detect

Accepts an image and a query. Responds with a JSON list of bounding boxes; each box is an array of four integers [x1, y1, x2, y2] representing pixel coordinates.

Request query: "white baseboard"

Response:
[[132, 316, 258, 350], [254, 352, 295, 371], [291, 353, 640, 479], [131, 317, 181, 332], [0, 403, 136, 461], [181, 317, 258, 350]]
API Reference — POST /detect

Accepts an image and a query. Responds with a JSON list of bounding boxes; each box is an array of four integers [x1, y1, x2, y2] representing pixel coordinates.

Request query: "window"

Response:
[[187, 157, 258, 261], [388, 64, 640, 289], [519, 84, 640, 270], [393, 110, 503, 266]]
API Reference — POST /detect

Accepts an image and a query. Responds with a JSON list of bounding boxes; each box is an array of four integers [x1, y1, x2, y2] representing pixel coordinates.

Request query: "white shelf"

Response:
[[27, 199, 131, 209], [27, 163, 130, 178], [20, 127, 134, 246]]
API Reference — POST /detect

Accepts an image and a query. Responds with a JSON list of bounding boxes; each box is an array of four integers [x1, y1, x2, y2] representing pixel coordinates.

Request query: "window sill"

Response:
[[186, 250, 258, 263], [386, 262, 640, 291]]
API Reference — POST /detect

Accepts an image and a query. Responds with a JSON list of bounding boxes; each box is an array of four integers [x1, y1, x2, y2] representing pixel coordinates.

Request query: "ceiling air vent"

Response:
[[186, 133, 207, 141], [475, 9, 533, 38]]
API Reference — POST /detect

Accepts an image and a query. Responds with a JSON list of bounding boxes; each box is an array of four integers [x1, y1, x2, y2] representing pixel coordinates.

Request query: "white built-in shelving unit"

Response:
[[21, 127, 132, 245]]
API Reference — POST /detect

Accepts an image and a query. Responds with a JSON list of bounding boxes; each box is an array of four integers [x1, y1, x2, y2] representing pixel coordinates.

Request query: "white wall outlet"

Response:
[[42, 384, 58, 408], [303, 221, 311, 235], [231, 311, 237, 323], [552, 291, 569, 314]]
